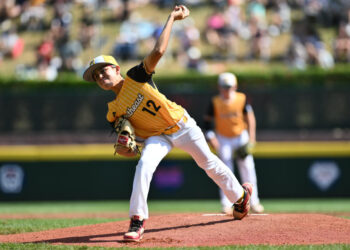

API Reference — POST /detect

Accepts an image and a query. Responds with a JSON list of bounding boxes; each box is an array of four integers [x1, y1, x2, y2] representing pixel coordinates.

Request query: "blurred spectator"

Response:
[[225, 0, 245, 33], [303, 24, 334, 69], [52, 0, 73, 30], [204, 8, 235, 59], [16, 60, 59, 81], [246, 18, 271, 61], [246, 0, 268, 25], [50, 0, 73, 52], [185, 46, 207, 72], [296, 0, 347, 27], [37, 58, 59, 81], [112, 12, 156, 61], [245, 0, 271, 61], [78, 22, 96, 49], [319, 0, 341, 27], [19, 0, 46, 31], [105, 0, 127, 21], [302, 0, 323, 23], [177, 18, 201, 50], [210, 0, 227, 9], [51, 0, 84, 72], [268, 0, 291, 36], [0, 23, 24, 62], [78, 5, 97, 49], [155, 0, 177, 9], [16, 32, 58, 82], [2, 0, 350, 77], [14, 30, 57, 81], [105, 0, 150, 21], [36, 32, 54, 66], [286, 34, 308, 70], [175, 17, 206, 71], [223, 0, 247, 58], [113, 34, 138, 61], [333, 11, 350, 63], [286, 21, 334, 69], [59, 39, 83, 72], [0, 0, 22, 24]]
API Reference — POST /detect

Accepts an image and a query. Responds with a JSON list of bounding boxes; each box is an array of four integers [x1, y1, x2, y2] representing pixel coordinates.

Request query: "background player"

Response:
[[204, 72, 264, 214], [83, 6, 252, 242]]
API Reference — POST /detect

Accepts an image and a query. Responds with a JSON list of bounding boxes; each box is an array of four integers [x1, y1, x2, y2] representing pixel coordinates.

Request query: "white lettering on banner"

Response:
[[0, 164, 24, 194]]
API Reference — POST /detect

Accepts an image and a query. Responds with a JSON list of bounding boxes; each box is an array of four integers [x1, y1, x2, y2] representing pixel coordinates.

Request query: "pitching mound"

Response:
[[0, 213, 349, 248]]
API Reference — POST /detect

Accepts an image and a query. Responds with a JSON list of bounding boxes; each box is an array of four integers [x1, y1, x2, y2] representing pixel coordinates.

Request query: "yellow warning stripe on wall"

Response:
[[0, 141, 349, 161]]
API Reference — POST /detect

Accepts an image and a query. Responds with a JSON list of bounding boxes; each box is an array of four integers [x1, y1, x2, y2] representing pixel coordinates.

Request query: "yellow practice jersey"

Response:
[[106, 62, 185, 139], [212, 92, 248, 137]]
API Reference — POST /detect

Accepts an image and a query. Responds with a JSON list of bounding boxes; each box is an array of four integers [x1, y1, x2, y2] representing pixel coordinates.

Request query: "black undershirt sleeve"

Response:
[[126, 62, 157, 89]]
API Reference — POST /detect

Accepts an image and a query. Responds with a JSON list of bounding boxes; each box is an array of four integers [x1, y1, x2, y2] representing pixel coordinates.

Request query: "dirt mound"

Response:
[[0, 213, 349, 248]]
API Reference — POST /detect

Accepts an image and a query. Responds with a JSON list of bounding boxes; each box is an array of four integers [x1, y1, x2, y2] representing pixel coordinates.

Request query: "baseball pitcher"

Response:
[[83, 6, 253, 242]]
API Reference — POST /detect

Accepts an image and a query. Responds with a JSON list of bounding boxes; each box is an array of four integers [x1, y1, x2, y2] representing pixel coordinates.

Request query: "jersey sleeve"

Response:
[[126, 62, 152, 81], [126, 62, 158, 89]]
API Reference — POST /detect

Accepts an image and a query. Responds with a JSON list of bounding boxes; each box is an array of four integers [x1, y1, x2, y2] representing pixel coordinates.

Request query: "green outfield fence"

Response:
[[0, 142, 349, 201], [1, 74, 350, 201], [1, 79, 350, 134]]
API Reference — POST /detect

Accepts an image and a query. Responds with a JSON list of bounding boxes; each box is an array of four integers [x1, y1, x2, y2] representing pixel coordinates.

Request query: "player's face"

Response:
[[219, 86, 234, 99], [93, 65, 120, 90]]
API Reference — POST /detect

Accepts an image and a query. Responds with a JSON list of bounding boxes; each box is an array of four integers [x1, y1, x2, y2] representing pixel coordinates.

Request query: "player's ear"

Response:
[[115, 65, 121, 74]]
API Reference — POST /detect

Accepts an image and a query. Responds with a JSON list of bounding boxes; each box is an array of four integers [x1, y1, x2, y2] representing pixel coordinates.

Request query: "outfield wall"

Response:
[[1, 84, 350, 134], [0, 142, 349, 201]]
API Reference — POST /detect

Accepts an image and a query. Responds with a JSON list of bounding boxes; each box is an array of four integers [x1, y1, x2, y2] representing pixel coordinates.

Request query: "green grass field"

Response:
[[0, 199, 349, 249]]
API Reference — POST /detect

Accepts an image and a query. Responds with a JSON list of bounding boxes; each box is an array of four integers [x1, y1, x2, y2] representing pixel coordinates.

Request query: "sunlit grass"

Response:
[[1, 199, 350, 214], [0, 218, 120, 235]]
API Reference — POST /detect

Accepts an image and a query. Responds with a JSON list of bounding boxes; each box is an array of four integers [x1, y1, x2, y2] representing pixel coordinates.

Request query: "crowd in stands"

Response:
[[1, 0, 350, 80]]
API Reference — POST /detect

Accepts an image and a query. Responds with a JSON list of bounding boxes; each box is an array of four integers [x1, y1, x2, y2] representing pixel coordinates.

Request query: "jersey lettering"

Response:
[[220, 112, 239, 118], [126, 93, 144, 118]]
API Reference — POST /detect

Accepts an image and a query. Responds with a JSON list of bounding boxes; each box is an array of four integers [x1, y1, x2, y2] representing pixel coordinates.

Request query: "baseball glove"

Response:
[[234, 143, 254, 159], [113, 117, 140, 157]]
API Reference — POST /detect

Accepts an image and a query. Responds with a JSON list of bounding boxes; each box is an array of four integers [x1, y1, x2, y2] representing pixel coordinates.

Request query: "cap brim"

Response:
[[83, 62, 113, 82]]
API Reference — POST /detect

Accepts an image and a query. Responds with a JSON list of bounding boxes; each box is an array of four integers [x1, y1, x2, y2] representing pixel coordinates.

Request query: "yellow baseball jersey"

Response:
[[106, 62, 185, 139], [211, 92, 248, 137]]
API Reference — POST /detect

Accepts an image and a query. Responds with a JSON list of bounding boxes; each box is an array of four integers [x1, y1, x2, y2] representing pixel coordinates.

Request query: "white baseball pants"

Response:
[[129, 112, 244, 219], [217, 130, 260, 208]]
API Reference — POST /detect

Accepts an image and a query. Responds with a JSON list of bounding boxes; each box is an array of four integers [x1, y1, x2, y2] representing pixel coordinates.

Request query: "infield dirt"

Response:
[[0, 213, 349, 248]]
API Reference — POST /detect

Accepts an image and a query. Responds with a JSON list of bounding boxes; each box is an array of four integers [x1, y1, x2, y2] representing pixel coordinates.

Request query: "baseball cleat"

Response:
[[251, 203, 265, 214], [222, 206, 233, 215], [232, 182, 253, 220], [123, 215, 145, 242]]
